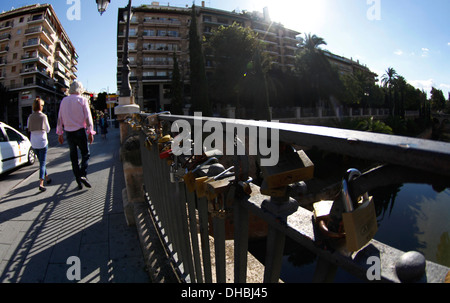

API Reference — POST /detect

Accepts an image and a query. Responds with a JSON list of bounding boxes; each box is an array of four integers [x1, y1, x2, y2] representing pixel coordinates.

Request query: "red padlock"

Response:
[[159, 149, 173, 159]]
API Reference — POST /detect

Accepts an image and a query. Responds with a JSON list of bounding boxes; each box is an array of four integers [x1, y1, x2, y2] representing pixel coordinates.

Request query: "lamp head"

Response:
[[96, 0, 111, 15]]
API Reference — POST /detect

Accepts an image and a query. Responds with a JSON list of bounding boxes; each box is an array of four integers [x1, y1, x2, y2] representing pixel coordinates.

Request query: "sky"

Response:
[[1, 0, 449, 98]]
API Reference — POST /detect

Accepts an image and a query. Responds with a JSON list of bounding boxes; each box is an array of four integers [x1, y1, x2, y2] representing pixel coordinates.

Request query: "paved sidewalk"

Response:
[[0, 126, 150, 283]]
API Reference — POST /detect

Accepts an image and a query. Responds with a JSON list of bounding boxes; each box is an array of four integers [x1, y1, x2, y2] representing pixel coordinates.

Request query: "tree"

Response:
[[170, 52, 183, 115], [430, 87, 446, 112], [381, 67, 398, 116], [207, 22, 261, 117], [95, 92, 107, 112], [294, 33, 340, 108], [240, 49, 271, 120], [189, 4, 212, 116], [297, 33, 327, 52], [393, 75, 407, 118]]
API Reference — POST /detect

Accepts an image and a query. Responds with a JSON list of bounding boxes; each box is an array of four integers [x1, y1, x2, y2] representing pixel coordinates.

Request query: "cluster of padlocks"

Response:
[[124, 112, 378, 252]]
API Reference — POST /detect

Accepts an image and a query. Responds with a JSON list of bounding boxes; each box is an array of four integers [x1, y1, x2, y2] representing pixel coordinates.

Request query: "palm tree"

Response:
[[297, 33, 327, 52], [381, 67, 398, 116], [295, 33, 339, 108], [393, 76, 407, 118]]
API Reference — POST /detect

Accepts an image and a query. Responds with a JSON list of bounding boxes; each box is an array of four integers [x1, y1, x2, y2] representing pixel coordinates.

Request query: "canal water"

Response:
[[274, 183, 450, 282]]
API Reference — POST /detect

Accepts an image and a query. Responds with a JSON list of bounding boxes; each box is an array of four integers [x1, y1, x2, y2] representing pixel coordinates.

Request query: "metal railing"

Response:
[[129, 112, 450, 283]]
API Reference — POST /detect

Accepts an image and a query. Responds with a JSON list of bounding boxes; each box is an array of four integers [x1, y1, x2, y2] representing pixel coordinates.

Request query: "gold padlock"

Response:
[[260, 148, 314, 189], [342, 195, 377, 252]]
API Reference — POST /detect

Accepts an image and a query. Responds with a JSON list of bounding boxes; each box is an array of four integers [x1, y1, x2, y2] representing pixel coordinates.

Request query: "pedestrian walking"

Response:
[[56, 80, 96, 190], [99, 112, 108, 139], [27, 98, 51, 192]]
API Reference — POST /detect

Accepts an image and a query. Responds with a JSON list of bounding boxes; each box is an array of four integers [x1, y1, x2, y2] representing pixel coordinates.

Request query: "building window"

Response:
[[143, 43, 153, 50], [203, 16, 212, 22], [24, 77, 34, 86], [167, 30, 178, 37], [217, 18, 228, 25], [143, 29, 155, 36]]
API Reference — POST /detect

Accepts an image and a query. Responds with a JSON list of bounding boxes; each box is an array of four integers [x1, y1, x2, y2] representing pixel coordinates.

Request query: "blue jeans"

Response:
[[66, 128, 90, 180], [34, 145, 48, 180]]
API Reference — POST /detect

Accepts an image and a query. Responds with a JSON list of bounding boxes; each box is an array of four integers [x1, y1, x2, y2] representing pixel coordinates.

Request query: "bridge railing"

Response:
[[130, 112, 450, 283]]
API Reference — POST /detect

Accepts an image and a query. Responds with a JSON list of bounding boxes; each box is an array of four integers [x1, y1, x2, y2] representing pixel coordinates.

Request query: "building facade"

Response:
[[117, 2, 301, 112], [0, 4, 78, 128], [117, 2, 374, 113]]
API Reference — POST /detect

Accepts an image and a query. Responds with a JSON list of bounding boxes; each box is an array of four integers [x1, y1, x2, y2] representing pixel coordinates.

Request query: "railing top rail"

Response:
[[140, 113, 450, 177]]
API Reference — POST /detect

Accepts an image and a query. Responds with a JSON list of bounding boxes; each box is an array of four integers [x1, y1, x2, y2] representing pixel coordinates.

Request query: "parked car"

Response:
[[0, 122, 35, 174]]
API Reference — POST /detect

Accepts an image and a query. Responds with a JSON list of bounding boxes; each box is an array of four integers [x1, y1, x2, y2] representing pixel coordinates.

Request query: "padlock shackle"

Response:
[[213, 166, 234, 181], [192, 157, 218, 173]]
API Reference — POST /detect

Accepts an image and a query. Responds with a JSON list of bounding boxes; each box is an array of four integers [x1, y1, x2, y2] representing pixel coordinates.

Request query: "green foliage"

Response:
[[356, 117, 393, 134], [170, 52, 183, 115], [294, 33, 341, 107], [335, 117, 393, 134], [430, 87, 446, 111], [206, 22, 271, 119], [189, 4, 212, 116]]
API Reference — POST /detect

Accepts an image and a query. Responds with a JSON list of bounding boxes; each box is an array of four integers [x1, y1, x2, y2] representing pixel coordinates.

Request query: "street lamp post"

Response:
[[96, 0, 131, 98], [95, 0, 139, 142]]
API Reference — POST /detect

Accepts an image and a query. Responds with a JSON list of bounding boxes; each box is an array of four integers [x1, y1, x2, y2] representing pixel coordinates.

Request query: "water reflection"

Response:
[[276, 182, 450, 282], [372, 183, 450, 267]]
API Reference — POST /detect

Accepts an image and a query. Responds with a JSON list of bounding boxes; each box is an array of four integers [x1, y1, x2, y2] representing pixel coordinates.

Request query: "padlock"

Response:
[[170, 163, 185, 183], [183, 157, 219, 193], [196, 166, 234, 198], [158, 134, 172, 152], [313, 200, 345, 239], [323, 168, 378, 252], [342, 195, 377, 252], [259, 146, 314, 189], [237, 177, 253, 195]]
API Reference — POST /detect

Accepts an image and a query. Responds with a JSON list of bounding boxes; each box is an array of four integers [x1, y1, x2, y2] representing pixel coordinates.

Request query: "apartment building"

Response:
[[0, 4, 78, 128], [324, 50, 378, 80], [117, 2, 301, 112]]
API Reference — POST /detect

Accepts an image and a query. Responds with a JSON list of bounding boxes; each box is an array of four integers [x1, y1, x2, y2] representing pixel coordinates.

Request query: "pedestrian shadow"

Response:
[[0, 135, 149, 283]]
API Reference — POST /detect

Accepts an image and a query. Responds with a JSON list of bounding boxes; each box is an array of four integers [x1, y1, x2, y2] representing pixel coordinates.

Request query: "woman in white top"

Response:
[[27, 98, 51, 191]]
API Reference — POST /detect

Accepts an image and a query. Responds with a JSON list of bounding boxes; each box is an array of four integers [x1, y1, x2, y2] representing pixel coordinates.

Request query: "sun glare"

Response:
[[253, 0, 326, 33]]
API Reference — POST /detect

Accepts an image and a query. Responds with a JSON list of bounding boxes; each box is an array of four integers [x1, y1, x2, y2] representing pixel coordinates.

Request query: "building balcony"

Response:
[[143, 18, 182, 25], [0, 33, 11, 43], [20, 66, 51, 78], [8, 79, 56, 93], [57, 41, 71, 58], [27, 15, 56, 35], [23, 39, 53, 57], [0, 46, 8, 54], [24, 25, 55, 44], [21, 52, 52, 68], [0, 22, 13, 32]]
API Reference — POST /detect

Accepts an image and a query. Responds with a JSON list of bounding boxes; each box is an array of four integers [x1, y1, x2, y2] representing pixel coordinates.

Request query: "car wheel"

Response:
[[27, 148, 36, 165]]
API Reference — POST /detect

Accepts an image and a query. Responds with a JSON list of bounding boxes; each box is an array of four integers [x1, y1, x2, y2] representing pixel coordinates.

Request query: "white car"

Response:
[[0, 122, 35, 174]]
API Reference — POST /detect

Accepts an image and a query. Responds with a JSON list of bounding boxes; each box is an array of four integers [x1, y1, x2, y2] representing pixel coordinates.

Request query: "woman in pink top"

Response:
[[57, 81, 96, 190]]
